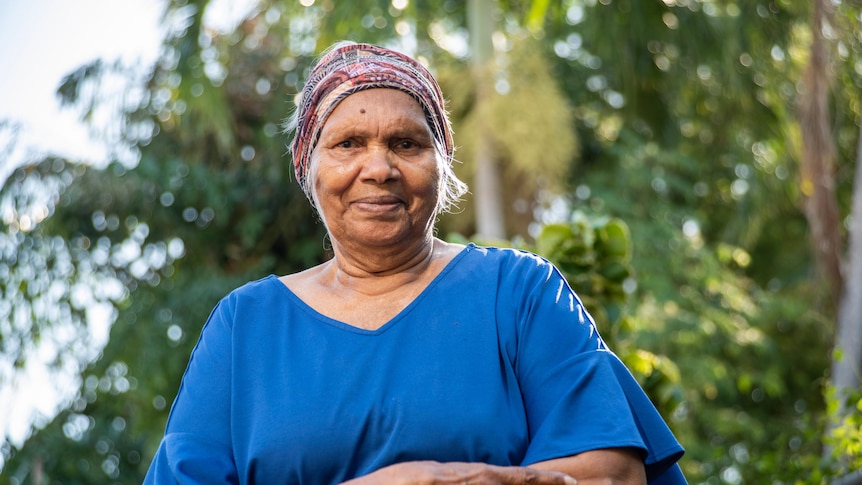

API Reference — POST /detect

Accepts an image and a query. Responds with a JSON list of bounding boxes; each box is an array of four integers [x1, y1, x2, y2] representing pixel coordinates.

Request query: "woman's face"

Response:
[[309, 88, 441, 250]]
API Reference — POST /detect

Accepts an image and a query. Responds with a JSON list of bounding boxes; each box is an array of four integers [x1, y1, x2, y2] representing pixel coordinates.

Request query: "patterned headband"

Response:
[[290, 43, 454, 199]]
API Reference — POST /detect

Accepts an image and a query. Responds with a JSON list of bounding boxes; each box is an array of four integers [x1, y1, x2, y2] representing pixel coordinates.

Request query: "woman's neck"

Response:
[[325, 236, 437, 290]]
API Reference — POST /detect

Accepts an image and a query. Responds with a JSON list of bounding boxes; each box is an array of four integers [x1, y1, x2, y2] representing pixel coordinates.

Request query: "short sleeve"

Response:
[[508, 255, 685, 482], [143, 300, 239, 484]]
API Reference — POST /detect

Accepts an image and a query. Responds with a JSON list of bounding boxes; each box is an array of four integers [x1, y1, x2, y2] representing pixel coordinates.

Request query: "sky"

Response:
[[0, 0, 256, 181], [0, 0, 166, 183], [0, 0, 255, 458]]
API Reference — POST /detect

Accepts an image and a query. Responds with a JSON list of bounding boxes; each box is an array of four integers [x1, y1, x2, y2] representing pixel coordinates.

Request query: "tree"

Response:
[[530, 0, 859, 480], [830, 119, 862, 475], [3, 1, 862, 483], [468, 0, 505, 240], [823, 0, 862, 474], [799, 0, 843, 307]]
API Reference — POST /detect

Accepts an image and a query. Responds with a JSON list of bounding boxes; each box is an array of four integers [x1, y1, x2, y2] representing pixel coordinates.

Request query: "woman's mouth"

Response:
[[352, 195, 404, 213]]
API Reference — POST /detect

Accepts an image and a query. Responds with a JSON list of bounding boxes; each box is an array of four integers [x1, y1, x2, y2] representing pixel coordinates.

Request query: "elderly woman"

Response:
[[144, 42, 686, 484]]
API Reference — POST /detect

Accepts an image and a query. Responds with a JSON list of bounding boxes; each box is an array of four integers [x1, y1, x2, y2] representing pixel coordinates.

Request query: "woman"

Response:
[[144, 42, 686, 484]]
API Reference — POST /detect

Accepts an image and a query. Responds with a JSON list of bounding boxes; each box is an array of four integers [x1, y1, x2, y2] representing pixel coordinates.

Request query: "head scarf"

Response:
[[290, 43, 454, 199]]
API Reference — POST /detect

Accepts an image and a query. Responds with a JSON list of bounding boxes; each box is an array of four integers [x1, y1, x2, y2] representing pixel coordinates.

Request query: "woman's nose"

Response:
[[360, 145, 398, 183]]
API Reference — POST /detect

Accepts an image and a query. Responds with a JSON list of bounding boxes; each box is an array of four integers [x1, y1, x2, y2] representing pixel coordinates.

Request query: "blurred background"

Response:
[[1, 0, 861, 483]]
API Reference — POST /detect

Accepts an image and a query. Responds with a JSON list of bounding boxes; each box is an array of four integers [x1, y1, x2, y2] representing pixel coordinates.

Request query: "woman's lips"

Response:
[[352, 195, 404, 213]]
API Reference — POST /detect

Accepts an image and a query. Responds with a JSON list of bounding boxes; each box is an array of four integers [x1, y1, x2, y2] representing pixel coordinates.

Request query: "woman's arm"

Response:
[[341, 461, 577, 485], [143, 300, 239, 484], [340, 448, 645, 485], [506, 254, 684, 481], [530, 448, 646, 485]]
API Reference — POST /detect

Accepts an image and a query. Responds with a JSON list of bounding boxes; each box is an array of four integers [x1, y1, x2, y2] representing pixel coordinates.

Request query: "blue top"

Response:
[[144, 244, 686, 484]]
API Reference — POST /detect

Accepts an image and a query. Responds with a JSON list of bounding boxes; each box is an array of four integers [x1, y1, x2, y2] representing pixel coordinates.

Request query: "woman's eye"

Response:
[[396, 140, 418, 150], [336, 140, 354, 149]]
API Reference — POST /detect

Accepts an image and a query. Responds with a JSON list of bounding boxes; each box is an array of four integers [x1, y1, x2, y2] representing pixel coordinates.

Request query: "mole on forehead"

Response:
[[360, 108, 366, 113]]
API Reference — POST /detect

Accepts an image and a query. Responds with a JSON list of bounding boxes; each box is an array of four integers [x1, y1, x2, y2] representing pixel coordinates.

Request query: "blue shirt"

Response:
[[145, 244, 686, 484]]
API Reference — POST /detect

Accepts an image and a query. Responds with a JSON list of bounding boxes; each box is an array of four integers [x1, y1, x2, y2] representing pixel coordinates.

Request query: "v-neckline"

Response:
[[273, 243, 474, 334]]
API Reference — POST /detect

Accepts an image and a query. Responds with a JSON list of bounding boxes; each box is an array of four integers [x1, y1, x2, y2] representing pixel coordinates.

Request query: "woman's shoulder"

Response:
[[464, 243, 553, 268], [454, 243, 563, 294], [218, 274, 287, 307]]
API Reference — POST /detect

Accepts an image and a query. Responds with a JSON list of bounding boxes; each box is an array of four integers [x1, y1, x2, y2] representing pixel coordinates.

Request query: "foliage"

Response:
[[542, 1, 860, 480], [826, 386, 862, 474], [529, 212, 632, 330], [565, 124, 836, 482], [2, 0, 861, 484]]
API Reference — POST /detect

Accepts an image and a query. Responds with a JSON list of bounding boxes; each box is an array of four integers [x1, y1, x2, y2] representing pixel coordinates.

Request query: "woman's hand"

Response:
[[341, 461, 577, 484]]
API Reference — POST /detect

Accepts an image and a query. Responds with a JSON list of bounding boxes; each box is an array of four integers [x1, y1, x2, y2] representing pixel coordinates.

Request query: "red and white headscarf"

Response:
[[290, 43, 454, 199]]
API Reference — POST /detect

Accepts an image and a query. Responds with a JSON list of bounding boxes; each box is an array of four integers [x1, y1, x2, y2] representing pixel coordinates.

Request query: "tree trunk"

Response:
[[803, 0, 862, 462], [468, 0, 506, 240], [831, 116, 862, 444], [798, 0, 843, 307]]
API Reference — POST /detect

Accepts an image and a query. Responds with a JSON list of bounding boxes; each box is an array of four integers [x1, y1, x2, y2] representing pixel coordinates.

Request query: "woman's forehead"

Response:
[[322, 89, 429, 130]]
